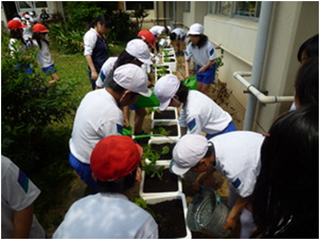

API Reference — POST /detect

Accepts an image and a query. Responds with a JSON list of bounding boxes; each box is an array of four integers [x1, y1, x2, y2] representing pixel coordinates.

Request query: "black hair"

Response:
[[170, 32, 177, 41], [294, 57, 318, 107], [112, 50, 136, 72], [32, 32, 49, 49], [175, 81, 189, 104], [91, 14, 111, 29], [9, 29, 26, 46], [189, 34, 208, 49], [297, 34, 319, 62], [96, 169, 137, 193], [108, 78, 126, 93], [251, 105, 318, 238]]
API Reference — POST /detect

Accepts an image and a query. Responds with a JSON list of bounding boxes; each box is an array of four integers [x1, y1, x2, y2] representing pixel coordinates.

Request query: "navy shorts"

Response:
[[69, 152, 99, 193], [196, 63, 216, 84], [42, 64, 57, 76], [206, 121, 237, 139]]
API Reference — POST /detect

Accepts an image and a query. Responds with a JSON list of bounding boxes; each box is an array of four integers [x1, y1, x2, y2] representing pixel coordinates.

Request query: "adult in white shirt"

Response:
[[54, 136, 158, 238], [154, 74, 236, 139], [69, 64, 151, 193], [170, 132, 265, 238]]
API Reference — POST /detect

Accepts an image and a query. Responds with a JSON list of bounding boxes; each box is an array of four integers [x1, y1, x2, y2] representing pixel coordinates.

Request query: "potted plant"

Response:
[[151, 107, 178, 121], [151, 120, 181, 140]]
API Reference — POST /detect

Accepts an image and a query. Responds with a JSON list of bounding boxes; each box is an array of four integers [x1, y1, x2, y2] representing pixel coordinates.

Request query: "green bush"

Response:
[[1, 31, 76, 167]]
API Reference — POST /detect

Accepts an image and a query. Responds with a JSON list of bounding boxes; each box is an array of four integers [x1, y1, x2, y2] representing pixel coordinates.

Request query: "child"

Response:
[[7, 19, 33, 74], [170, 132, 265, 238], [185, 23, 217, 95], [251, 105, 318, 238], [170, 27, 186, 56], [53, 136, 158, 238], [32, 23, 59, 84], [2, 155, 46, 238], [154, 74, 236, 139], [149, 25, 171, 54]]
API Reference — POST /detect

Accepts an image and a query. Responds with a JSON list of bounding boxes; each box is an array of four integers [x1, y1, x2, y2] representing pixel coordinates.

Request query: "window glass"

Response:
[[17, 1, 32, 9], [220, 1, 233, 16], [235, 1, 261, 18], [126, 2, 154, 10], [35, 2, 48, 8], [209, 2, 218, 14], [185, 2, 190, 12]]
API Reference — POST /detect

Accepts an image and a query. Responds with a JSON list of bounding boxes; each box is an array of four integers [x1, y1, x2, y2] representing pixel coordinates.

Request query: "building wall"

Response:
[[191, 1, 318, 132]]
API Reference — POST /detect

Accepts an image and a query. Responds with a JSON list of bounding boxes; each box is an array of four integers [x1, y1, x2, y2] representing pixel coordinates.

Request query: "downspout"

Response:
[[243, 2, 273, 130]]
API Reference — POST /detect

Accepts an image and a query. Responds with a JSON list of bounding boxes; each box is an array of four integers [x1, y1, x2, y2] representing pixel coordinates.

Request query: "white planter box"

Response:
[[143, 193, 192, 239], [162, 57, 177, 72], [151, 120, 181, 141], [151, 107, 178, 121], [140, 161, 182, 198], [155, 66, 172, 82], [145, 138, 177, 164]]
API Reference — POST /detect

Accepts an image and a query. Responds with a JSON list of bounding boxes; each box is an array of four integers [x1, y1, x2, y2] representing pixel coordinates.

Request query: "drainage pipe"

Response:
[[243, 1, 273, 130], [233, 71, 294, 103]]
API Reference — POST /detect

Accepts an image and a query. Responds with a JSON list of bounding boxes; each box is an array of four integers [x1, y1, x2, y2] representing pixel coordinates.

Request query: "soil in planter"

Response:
[[153, 125, 178, 137], [150, 143, 176, 160], [143, 168, 178, 192], [154, 110, 176, 120], [148, 199, 187, 238]]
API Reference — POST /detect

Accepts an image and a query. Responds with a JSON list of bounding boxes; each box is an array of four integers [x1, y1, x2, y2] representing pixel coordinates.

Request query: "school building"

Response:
[[2, 1, 318, 132]]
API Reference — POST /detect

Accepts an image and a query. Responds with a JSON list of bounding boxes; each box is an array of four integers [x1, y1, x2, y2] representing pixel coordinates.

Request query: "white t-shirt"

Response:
[[32, 39, 54, 68], [149, 25, 166, 36], [1, 156, 46, 238], [69, 89, 123, 164], [53, 193, 158, 239], [172, 28, 186, 38], [83, 28, 99, 56], [209, 131, 265, 198], [95, 57, 118, 88], [179, 90, 232, 135], [185, 40, 217, 67]]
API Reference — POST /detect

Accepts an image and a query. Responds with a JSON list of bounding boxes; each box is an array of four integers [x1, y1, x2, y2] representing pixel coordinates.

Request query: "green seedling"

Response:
[[134, 197, 156, 219]]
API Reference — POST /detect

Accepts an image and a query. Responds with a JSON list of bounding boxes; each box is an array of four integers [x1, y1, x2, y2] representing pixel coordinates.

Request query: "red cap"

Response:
[[33, 23, 50, 33], [138, 30, 155, 48], [7, 20, 26, 30], [90, 136, 142, 181]]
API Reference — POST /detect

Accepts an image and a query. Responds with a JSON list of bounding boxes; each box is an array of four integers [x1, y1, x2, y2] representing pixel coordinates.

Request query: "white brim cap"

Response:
[[170, 134, 208, 175], [126, 39, 153, 65], [154, 74, 180, 110], [113, 63, 152, 97], [187, 23, 204, 36]]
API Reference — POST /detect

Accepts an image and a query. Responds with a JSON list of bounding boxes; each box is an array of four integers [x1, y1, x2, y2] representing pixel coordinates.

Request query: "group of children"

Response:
[[7, 14, 59, 87], [2, 12, 318, 239]]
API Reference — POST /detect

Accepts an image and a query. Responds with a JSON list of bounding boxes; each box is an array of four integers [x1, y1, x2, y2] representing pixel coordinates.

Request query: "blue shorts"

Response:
[[206, 121, 237, 139], [42, 64, 57, 76], [196, 63, 216, 84], [69, 152, 99, 193], [178, 35, 186, 41]]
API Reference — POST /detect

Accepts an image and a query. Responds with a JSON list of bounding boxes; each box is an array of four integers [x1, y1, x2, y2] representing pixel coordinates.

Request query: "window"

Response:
[[16, 1, 47, 12], [209, 1, 261, 20], [35, 2, 48, 8], [185, 2, 190, 12], [125, 2, 154, 10], [235, 2, 261, 18]]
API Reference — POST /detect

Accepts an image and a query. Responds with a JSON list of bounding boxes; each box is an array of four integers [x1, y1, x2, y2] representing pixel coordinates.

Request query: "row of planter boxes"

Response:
[[161, 47, 177, 72]]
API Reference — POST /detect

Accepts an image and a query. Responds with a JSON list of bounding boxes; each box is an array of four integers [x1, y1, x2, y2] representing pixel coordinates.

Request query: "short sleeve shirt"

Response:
[[69, 89, 124, 164], [185, 40, 217, 67], [209, 131, 265, 198], [149, 26, 165, 36], [32, 39, 54, 68], [95, 57, 118, 88], [1, 156, 46, 238], [178, 90, 232, 135], [172, 28, 186, 38], [83, 28, 99, 56], [53, 193, 158, 238]]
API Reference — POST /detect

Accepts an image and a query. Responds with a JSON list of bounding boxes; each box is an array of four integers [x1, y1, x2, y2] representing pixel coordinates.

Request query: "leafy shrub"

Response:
[[1, 30, 76, 168]]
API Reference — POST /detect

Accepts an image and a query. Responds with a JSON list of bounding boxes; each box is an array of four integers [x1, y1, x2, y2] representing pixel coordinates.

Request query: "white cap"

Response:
[[29, 11, 34, 16], [29, 17, 35, 23], [126, 39, 153, 65], [21, 17, 26, 21], [154, 74, 180, 110], [24, 14, 30, 19], [13, 17, 21, 22], [170, 134, 209, 175], [188, 23, 204, 35], [113, 63, 152, 97], [167, 26, 172, 33]]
